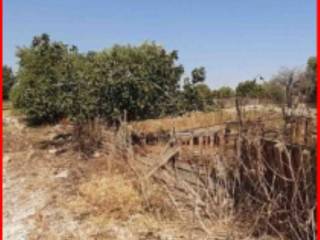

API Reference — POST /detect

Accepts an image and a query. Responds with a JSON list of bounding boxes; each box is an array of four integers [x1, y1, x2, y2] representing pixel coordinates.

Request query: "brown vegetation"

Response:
[[4, 100, 315, 239]]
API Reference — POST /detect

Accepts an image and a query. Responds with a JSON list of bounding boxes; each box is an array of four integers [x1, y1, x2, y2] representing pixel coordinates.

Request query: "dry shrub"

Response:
[[145, 184, 178, 220], [233, 136, 316, 239], [73, 119, 103, 156], [62, 173, 180, 238], [67, 174, 143, 220], [130, 110, 232, 134], [131, 106, 280, 134]]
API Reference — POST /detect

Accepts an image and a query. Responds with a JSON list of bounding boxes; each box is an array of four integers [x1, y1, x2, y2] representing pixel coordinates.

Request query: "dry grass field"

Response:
[[4, 102, 315, 240], [130, 104, 282, 134]]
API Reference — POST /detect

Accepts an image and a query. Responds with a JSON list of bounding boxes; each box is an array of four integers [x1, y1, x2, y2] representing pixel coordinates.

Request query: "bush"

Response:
[[96, 43, 184, 121], [3, 65, 15, 100], [12, 34, 185, 124], [177, 70, 215, 113], [212, 86, 235, 98], [236, 79, 264, 98], [262, 81, 285, 104], [12, 34, 71, 124], [10, 82, 23, 108], [306, 57, 316, 103]]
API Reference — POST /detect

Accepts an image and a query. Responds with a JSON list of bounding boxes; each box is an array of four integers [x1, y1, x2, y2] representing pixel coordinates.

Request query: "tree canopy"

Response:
[[191, 67, 206, 84], [236, 79, 264, 98], [11, 34, 185, 123], [212, 86, 235, 98]]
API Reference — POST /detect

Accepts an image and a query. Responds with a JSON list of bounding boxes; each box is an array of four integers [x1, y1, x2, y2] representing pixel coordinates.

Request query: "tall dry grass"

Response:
[[131, 105, 280, 134]]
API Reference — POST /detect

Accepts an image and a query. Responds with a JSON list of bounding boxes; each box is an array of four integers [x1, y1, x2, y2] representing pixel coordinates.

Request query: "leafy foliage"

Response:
[[179, 70, 214, 112], [12, 34, 185, 124], [212, 86, 235, 98], [191, 67, 206, 84], [11, 34, 315, 126], [261, 81, 285, 103], [305, 56, 316, 103], [98, 43, 184, 120], [3, 65, 15, 100], [268, 59, 316, 105], [11, 34, 72, 124], [236, 79, 264, 98]]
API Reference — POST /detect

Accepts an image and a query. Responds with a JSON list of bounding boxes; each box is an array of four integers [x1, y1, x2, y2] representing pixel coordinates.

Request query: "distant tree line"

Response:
[[234, 57, 316, 105], [4, 33, 316, 125]]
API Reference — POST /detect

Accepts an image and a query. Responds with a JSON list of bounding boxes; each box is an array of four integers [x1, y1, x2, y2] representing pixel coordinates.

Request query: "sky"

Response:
[[4, 0, 316, 88]]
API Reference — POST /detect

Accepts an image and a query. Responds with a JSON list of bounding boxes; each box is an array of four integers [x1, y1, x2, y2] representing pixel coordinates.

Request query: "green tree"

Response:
[[179, 69, 213, 112], [195, 83, 214, 110], [306, 57, 316, 81], [306, 56, 316, 103], [180, 81, 199, 112], [97, 43, 184, 120], [236, 79, 264, 98], [11, 33, 71, 124], [3, 65, 15, 100], [262, 81, 285, 103], [12, 35, 186, 123], [191, 67, 206, 84], [212, 86, 235, 98]]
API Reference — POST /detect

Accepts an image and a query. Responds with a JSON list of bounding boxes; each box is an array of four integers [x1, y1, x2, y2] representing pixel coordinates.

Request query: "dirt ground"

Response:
[[2, 111, 193, 239], [4, 108, 279, 240]]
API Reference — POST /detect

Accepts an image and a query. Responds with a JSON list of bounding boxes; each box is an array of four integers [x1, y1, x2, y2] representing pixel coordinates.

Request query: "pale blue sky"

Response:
[[4, 0, 316, 88]]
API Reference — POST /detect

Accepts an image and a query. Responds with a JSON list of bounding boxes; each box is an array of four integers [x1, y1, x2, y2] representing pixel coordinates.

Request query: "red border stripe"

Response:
[[1, 0, 3, 236], [317, 0, 319, 238]]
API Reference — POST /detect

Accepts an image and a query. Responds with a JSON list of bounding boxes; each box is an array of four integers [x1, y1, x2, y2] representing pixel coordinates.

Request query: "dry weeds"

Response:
[[131, 105, 281, 134], [4, 104, 295, 240]]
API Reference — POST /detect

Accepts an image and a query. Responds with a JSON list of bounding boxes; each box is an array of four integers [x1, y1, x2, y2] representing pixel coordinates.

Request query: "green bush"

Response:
[[212, 86, 235, 98], [12, 34, 185, 124], [306, 56, 316, 103], [236, 79, 264, 98], [97, 43, 184, 121], [3, 65, 15, 100], [179, 76, 214, 112], [262, 81, 285, 104], [12, 34, 71, 124]]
